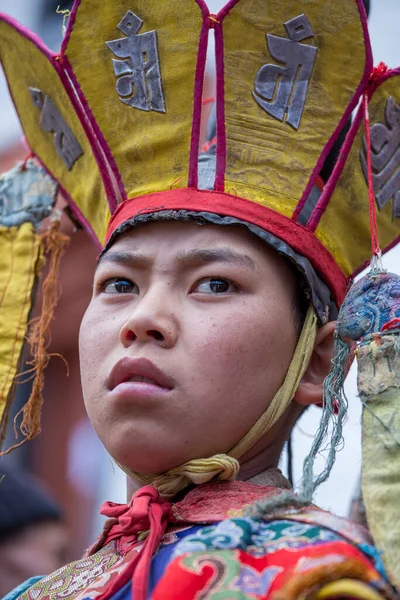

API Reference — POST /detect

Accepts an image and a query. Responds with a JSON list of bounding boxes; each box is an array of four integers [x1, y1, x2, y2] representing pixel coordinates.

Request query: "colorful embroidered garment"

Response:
[[10, 481, 396, 600], [0, 0, 400, 597]]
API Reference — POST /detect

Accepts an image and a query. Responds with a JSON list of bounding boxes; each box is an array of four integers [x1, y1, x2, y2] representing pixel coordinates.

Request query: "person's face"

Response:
[[79, 222, 299, 475]]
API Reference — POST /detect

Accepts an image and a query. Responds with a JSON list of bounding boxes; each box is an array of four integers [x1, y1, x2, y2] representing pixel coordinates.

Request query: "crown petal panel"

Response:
[[314, 69, 400, 278], [0, 16, 111, 245], [63, 0, 205, 201], [220, 0, 371, 216]]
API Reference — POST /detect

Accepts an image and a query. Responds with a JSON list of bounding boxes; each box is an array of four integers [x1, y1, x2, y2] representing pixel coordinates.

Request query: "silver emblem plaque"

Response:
[[361, 96, 400, 220], [253, 14, 318, 130], [29, 88, 83, 170], [106, 10, 166, 113]]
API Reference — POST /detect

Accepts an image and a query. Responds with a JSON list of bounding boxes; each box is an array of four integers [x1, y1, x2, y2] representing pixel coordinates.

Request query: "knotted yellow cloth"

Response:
[[122, 306, 317, 498]]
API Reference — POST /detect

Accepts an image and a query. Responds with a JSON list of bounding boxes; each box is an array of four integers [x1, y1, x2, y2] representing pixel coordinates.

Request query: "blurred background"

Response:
[[0, 0, 399, 570]]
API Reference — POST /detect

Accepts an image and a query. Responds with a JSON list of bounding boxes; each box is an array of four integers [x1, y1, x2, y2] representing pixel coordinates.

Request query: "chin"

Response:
[[110, 445, 188, 476]]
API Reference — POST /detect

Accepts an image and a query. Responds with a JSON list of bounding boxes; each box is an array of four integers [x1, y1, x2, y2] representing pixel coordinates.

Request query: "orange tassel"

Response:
[[1, 220, 69, 455]]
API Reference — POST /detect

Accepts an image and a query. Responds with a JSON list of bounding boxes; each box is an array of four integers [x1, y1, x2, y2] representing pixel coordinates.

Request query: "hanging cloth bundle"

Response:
[[301, 80, 400, 589], [0, 159, 68, 453]]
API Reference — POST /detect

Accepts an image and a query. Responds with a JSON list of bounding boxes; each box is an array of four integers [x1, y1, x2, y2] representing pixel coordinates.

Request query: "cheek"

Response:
[[79, 305, 118, 393], [190, 300, 293, 398]]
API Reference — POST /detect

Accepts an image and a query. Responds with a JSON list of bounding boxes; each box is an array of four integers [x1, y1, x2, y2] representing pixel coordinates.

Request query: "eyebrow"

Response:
[[97, 247, 258, 271], [176, 248, 258, 271], [96, 251, 149, 268]]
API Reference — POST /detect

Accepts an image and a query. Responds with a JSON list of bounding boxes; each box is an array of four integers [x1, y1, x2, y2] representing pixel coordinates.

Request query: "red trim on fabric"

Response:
[[60, 0, 80, 55], [56, 180, 102, 249], [61, 0, 126, 205], [291, 0, 373, 222], [0, 13, 102, 246], [213, 21, 227, 192], [189, 1, 210, 188], [307, 66, 400, 233], [105, 188, 347, 306], [356, 0, 374, 78], [363, 92, 381, 255], [306, 102, 365, 232], [55, 58, 118, 213], [0, 13, 55, 61], [371, 65, 400, 86], [212, 0, 241, 192], [216, 0, 242, 21], [61, 54, 125, 209], [40, 157, 102, 248]]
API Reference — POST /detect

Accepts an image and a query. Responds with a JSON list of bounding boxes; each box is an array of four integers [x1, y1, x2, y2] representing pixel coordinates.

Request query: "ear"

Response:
[[294, 321, 336, 406]]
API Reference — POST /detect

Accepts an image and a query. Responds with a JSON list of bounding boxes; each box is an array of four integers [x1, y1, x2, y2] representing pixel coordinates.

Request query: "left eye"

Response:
[[193, 278, 235, 294], [101, 278, 137, 294]]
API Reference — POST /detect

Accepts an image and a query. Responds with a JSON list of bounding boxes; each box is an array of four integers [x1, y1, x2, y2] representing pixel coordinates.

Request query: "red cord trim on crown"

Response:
[[359, 64, 391, 257], [292, 0, 373, 222], [363, 62, 390, 257], [55, 57, 120, 212], [61, 0, 127, 205], [0, 14, 102, 246], [306, 100, 365, 232], [216, 0, 242, 21], [106, 188, 347, 306], [61, 54, 126, 208], [189, 1, 210, 188], [306, 65, 399, 233], [362, 92, 381, 256], [212, 0, 241, 193], [213, 20, 227, 192]]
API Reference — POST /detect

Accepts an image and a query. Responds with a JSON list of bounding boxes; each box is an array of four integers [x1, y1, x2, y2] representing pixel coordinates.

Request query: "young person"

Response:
[[0, 0, 399, 598]]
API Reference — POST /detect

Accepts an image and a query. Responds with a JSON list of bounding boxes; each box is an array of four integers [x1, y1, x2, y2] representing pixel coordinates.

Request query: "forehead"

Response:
[[98, 220, 297, 293], [102, 220, 274, 261]]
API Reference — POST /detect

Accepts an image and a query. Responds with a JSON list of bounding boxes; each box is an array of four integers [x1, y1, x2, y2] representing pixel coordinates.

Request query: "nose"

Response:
[[119, 287, 178, 349]]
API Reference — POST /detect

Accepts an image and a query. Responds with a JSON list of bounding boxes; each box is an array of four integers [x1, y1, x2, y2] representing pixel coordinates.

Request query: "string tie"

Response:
[[208, 14, 220, 27], [98, 486, 174, 600], [368, 61, 389, 84], [362, 90, 381, 257]]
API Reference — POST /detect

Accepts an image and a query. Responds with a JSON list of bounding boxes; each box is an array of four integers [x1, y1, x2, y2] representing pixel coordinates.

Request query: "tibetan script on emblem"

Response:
[[361, 96, 400, 220], [253, 14, 318, 130], [29, 88, 83, 170], [106, 10, 166, 113]]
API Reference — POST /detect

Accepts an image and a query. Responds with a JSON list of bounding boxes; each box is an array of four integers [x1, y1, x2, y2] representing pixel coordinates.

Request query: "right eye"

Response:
[[100, 278, 138, 295]]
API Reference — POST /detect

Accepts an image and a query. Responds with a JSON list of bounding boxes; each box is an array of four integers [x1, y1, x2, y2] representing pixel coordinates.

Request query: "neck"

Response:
[[247, 467, 291, 489], [126, 465, 291, 502]]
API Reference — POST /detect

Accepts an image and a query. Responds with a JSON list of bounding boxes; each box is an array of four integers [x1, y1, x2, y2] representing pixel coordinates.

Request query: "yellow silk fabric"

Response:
[[0, 223, 42, 447], [223, 0, 367, 216], [65, 0, 203, 200], [126, 306, 317, 499], [0, 19, 110, 244], [316, 76, 400, 277]]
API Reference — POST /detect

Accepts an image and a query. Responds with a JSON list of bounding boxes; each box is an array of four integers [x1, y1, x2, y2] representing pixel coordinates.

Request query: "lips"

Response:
[[107, 357, 174, 391]]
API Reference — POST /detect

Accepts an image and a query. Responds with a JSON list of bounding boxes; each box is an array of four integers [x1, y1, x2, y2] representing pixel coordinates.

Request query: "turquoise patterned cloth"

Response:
[[2, 576, 44, 600]]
